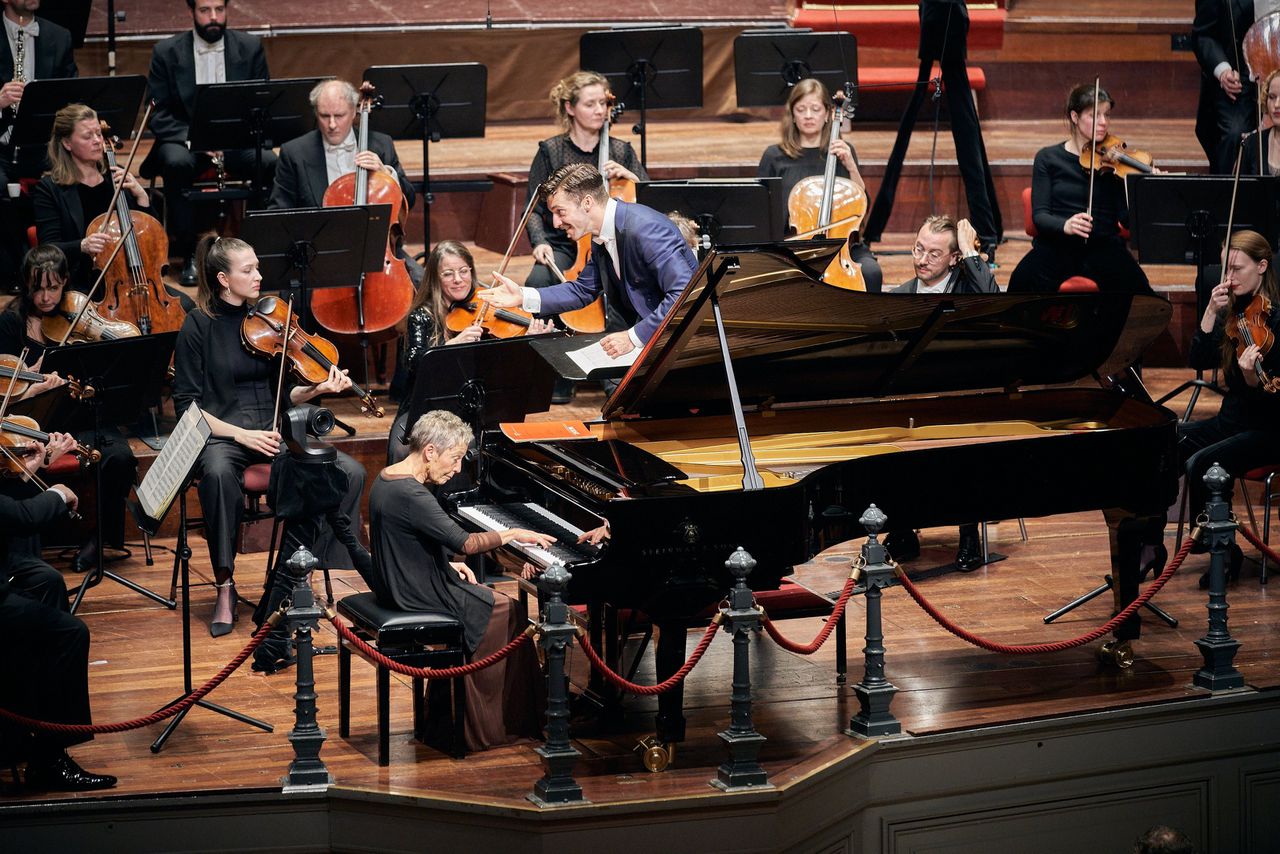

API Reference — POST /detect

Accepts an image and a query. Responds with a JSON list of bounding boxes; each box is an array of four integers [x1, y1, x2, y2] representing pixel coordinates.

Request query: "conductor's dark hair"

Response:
[[540, 163, 607, 205]]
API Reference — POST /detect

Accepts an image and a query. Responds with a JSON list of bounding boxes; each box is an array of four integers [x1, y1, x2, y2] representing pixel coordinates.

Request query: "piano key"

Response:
[[458, 502, 601, 567]]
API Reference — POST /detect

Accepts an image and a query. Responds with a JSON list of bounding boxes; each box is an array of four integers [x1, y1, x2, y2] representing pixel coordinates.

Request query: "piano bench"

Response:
[[336, 592, 468, 766], [1240, 465, 1280, 584]]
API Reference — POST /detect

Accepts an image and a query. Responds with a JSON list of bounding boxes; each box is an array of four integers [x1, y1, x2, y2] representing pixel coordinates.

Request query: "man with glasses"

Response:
[[892, 214, 996, 294]]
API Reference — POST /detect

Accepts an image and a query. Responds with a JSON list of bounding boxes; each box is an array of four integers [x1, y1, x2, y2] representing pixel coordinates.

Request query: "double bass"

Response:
[[786, 91, 867, 291], [311, 82, 414, 336], [87, 123, 185, 334]]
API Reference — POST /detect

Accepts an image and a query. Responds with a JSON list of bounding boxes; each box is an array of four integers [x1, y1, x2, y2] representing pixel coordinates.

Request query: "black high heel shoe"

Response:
[[1198, 543, 1244, 589], [210, 581, 238, 637]]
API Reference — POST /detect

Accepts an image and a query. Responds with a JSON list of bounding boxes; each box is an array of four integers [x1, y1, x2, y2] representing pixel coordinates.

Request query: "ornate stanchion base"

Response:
[[712, 730, 770, 792], [848, 506, 903, 739], [1193, 636, 1244, 692], [529, 744, 587, 807], [280, 547, 334, 793]]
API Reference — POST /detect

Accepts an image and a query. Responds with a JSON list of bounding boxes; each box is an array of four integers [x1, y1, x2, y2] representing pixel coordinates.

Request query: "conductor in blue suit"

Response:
[[481, 163, 697, 359]]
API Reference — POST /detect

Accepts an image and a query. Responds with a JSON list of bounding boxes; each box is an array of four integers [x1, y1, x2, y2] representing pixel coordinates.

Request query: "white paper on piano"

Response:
[[566, 339, 640, 374], [136, 403, 211, 523]]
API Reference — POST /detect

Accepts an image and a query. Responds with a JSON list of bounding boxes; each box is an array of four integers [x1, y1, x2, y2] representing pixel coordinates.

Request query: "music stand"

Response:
[[131, 404, 273, 753], [733, 29, 858, 108], [188, 78, 327, 205], [38, 333, 178, 613], [580, 26, 703, 167], [1128, 174, 1280, 417], [11, 75, 147, 175], [364, 63, 487, 250], [636, 179, 782, 246]]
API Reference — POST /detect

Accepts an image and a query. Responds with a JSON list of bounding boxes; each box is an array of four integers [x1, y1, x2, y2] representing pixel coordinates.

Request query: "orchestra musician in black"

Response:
[[1193, 0, 1257, 174]]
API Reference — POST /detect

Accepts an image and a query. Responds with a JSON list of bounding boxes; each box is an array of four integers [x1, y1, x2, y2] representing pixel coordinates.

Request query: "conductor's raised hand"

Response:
[[477, 272, 524, 308]]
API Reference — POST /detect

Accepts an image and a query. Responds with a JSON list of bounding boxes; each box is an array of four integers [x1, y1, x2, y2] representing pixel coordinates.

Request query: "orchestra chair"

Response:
[[1022, 188, 1131, 243], [1059, 276, 1100, 293], [1174, 463, 1280, 584], [336, 591, 467, 765]]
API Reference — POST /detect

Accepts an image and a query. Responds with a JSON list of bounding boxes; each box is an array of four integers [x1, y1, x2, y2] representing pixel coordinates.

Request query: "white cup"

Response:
[[6, 183, 19, 199]]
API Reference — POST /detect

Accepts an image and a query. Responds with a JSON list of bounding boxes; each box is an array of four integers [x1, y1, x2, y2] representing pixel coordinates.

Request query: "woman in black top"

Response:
[[370, 409, 551, 750], [756, 78, 883, 293], [1241, 70, 1280, 176], [1180, 229, 1280, 583], [33, 104, 151, 293], [524, 71, 648, 289], [1008, 84, 1151, 294], [172, 234, 366, 636], [0, 245, 137, 573]]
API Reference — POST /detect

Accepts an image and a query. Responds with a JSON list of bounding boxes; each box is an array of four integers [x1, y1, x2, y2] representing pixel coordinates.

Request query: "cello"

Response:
[[311, 82, 414, 337], [87, 121, 186, 335], [786, 90, 867, 291]]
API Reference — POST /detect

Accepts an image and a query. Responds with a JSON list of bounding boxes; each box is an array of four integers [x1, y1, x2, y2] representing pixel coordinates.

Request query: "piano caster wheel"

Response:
[[1098, 640, 1135, 669], [635, 736, 674, 772]]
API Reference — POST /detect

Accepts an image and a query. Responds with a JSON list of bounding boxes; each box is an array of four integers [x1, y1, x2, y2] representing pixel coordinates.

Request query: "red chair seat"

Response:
[[1059, 276, 1100, 293], [243, 462, 271, 495], [44, 455, 82, 475], [1243, 465, 1280, 482]]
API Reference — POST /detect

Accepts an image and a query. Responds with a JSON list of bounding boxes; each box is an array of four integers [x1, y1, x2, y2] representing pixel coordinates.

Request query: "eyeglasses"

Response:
[[440, 267, 472, 281], [911, 244, 952, 263]]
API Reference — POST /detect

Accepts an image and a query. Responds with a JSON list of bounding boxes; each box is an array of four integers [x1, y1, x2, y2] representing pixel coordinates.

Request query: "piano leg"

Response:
[[653, 621, 688, 746], [1104, 510, 1169, 650]]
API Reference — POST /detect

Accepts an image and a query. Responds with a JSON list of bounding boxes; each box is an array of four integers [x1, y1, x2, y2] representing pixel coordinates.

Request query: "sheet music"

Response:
[[136, 404, 211, 523], [566, 340, 640, 374]]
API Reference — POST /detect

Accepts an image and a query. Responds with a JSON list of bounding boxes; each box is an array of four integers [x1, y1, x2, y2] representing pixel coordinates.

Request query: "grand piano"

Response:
[[449, 241, 1180, 749]]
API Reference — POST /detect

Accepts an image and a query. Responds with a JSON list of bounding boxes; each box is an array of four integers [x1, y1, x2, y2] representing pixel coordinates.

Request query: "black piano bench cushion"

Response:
[[337, 593, 465, 643]]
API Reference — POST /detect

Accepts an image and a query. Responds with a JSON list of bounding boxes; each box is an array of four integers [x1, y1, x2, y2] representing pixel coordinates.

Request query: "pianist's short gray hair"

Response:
[[310, 79, 359, 111], [408, 410, 472, 454]]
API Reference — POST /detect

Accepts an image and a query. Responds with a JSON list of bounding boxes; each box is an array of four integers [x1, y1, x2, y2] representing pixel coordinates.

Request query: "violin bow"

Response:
[[0, 347, 71, 507], [0, 346, 29, 426], [271, 297, 296, 434], [1084, 77, 1100, 240], [496, 193, 540, 280], [55, 235, 130, 347], [95, 99, 154, 237], [1221, 145, 1244, 274]]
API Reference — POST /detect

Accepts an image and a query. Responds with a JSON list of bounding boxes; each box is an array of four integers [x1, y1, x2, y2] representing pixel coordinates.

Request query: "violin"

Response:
[[1, 415, 100, 467], [241, 295, 385, 417], [41, 290, 140, 345], [0, 354, 84, 400], [87, 121, 185, 335], [312, 82, 414, 337], [1078, 134, 1154, 178], [1227, 291, 1280, 393], [786, 90, 868, 291], [445, 289, 536, 339]]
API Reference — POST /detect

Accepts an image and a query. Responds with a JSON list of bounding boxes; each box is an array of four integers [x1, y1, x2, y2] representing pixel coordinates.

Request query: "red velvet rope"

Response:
[[575, 620, 720, 696], [760, 571, 861, 655], [1238, 525, 1280, 564], [894, 537, 1196, 655], [0, 620, 274, 735], [327, 614, 533, 679]]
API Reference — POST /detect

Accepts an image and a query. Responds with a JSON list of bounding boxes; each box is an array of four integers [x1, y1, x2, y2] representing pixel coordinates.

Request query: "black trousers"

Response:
[[150, 143, 277, 257], [42, 427, 138, 551], [194, 440, 365, 574], [1196, 78, 1257, 175], [1007, 237, 1151, 295], [1179, 416, 1277, 517], [0, 588, 93, 754]]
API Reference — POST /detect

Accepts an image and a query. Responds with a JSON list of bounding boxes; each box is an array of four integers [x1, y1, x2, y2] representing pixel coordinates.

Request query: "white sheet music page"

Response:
[[137, 404, 212, 522], [566, 340, 640, 374]]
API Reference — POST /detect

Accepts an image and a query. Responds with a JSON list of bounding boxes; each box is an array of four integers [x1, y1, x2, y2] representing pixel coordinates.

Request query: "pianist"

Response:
[[368, 409, 553, 750]]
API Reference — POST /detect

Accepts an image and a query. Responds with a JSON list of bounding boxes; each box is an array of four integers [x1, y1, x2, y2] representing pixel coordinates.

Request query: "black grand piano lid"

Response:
[[598, 240, 1172, 420]]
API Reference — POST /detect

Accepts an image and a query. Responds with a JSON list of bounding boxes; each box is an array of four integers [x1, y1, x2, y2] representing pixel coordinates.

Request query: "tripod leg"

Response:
[[1043, 582, 1111, 623]]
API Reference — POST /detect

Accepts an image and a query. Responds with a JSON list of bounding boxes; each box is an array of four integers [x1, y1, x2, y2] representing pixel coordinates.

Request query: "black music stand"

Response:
[[1128, 174, 1280, 418], [188, 78, 326, 205], [636, 179, 782, 246], [733, 29, 857, 108], [10, 75, 147, 177], [364, 63, 487, 250], [580, 26, 703, 168], [38, 333, 178, 613], [130, 404, 273, 753]]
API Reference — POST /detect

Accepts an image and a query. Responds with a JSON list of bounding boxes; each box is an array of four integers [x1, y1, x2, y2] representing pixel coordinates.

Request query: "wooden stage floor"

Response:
[[1, 369, 1277, 813]]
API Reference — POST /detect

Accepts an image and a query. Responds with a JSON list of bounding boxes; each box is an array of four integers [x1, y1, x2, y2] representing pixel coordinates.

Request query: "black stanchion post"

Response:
[[712, 547, 771, 791], [281, 546, 334, 792], [848, 505, 902, 738], [529, 560, 585, 806], [1193, 463, 1245, 691]]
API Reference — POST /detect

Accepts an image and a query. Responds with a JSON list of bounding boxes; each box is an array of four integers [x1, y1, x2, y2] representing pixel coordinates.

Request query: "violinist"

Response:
[[32, 104, 150, 293], [172, 234, 366, 637], [1240, 69, 1280, 176], [525, 71, 647, 290], [1180, 229, 1280, 584], [0, 244, 138, 574], [1007, 83, 1152, 295], [756, 78, 882, 292]]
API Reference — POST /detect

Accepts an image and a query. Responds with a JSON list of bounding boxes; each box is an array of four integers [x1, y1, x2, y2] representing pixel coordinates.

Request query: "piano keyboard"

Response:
[[457, 502, 602, 568]]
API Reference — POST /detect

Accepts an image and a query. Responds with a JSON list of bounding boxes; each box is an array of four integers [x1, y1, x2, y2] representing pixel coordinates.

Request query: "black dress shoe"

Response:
[[955, 528, 984, 572], [179, 257, 198, 286], [25, 752, 117, 792], [70, 539, 98, 574], [884, 529, 920, 562]]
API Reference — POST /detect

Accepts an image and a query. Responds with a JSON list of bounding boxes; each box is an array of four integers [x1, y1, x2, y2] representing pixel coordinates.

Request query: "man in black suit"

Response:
[[142, 0, 275, 284], [890, 215, 996, 294], [1, 0, 76, 282], [1194, 0, 1257, 174], [0, 452, 116, 791]]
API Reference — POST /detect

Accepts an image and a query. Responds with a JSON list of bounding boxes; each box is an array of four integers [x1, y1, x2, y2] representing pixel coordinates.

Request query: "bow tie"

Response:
[[13, 20, 39, 37], [196, 43, 223, 55], [326, 141, 356, 154]]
